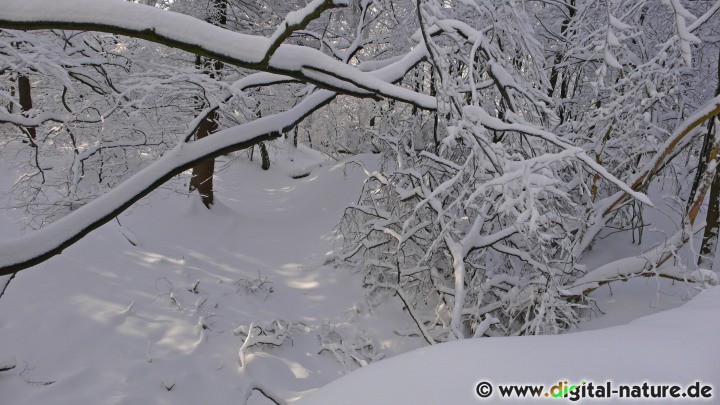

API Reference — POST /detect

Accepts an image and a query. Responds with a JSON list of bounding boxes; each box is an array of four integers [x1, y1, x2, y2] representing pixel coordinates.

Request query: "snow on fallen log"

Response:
[[566, 257, 718, 296]]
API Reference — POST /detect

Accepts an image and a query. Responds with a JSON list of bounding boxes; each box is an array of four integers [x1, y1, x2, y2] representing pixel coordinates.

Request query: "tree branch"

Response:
[[261, 0, 348, 66], [0, 44, 427, 275], [0, 0, 435, 110]]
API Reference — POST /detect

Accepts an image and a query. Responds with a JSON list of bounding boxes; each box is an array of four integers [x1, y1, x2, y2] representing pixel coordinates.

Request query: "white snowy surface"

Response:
[[301, 285, 720, 404], [0, 142, 717, 403], [0, 355, 16, 371], [0, 43, 428, 272], [0, 144, 417, 403]]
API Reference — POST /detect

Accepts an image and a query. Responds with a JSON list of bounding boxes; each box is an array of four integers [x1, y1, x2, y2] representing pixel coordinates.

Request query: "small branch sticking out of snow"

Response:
[[0, 273, 16, 301], [236, 321, 292, 368], [237, 322, 256, 369], [115, 217, 140, 247], [162, 378, 175, 391], [123, 300, 135, 314], [243, 383, 282, 405], [17, 361, 55, 386], [188, 279, 200, 294]]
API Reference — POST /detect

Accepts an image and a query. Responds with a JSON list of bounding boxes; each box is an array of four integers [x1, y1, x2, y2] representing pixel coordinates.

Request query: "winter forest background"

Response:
[[0, 0, 719, 403]]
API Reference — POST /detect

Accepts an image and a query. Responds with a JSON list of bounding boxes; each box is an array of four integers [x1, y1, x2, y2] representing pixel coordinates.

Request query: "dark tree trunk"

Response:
[[10, 39, 36, 140], [18, 74, 36, 140], [189, 110, 219, 207], [698, 50, 720, 268], [189, 0, 226, 208], [252, 100, 271, 171], [689, 120, 714, 208], [259, 142, 270, 170], [547, 0, 575, 123], [699, 149, 720, 268]]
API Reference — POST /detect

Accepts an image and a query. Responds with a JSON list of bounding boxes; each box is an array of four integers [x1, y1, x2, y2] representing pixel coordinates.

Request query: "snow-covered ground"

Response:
[[301, 285, 720, 404], [0, 141, 717, 403]]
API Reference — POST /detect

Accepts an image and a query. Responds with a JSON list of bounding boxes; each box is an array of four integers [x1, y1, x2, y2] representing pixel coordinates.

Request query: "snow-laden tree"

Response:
[[340, 0, 720, 341], [0, 0, 718, 344], [0, 0, 435, 273], [0, 28, 156, 227]]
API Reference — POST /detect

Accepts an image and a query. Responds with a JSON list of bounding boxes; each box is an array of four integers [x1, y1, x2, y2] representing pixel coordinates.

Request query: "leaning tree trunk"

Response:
[[698, 50, 720, 269], [189, 0, 226, 208], [700, 142, 720, 269]]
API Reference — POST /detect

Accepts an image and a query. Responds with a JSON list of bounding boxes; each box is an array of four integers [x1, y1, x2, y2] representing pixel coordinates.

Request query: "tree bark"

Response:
[[259, 142, 270, 170], [15, 39, 36, 140], [698, 50, 720, 268], [189, 111, 218, 207], [189, 0, 226, 208], [18, 74, 35, 140], [547, 0, 575, 123], [699, 139, 720, 268]]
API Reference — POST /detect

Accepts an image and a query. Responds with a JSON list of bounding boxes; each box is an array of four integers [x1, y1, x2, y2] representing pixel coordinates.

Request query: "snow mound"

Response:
[[300, 286, 720, 404]]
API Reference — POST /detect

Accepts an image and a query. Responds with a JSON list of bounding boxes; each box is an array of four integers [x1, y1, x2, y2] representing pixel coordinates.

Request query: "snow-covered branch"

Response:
[[0, 0, 436, 110], [574, 95, 720, 255], [262, 0, 348, 65], [0, 44, 427, 275]]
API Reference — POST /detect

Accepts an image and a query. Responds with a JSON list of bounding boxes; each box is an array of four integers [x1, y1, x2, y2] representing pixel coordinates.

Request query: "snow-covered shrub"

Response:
[[340, 0, 716, 341]]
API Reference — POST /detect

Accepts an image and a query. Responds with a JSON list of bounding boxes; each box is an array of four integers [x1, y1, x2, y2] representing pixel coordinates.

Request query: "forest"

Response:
[[0, 0, 719, 403]]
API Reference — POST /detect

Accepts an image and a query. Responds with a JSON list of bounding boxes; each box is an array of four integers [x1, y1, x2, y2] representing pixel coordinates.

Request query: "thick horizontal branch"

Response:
[[0, 43, 427, 275], [0, 109, 99, 127], [566, 251, 718, 297], [0, 0, 436, 110], [0, 92, 333, 276]]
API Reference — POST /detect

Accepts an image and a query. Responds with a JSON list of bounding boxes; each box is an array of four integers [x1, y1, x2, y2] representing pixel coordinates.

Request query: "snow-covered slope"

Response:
[[0, 142, 716, 404], [0, 144, 416, 404], [301, 285, 720, 404]]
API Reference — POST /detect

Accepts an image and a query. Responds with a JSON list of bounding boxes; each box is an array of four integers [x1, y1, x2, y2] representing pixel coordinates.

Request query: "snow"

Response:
[[0, 44, 428, 274], [0, 0, 436, 110], [0, 141, 716, 403], [1, 1, 719, 402], [609, 15, 632, 31], [662, 0, 701, 67], [300, 285, 720, 404], [0, 356, 16, 372], [604, 49, 622, 69], [462, 105, 653, 207], [0, 143, 416, 403], [267, 0, 348, 51]]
